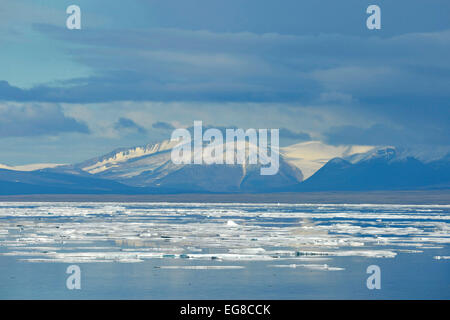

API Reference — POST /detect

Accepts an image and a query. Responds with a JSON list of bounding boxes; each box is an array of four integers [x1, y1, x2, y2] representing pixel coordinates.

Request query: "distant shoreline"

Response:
[[0, 190, 449, 204]]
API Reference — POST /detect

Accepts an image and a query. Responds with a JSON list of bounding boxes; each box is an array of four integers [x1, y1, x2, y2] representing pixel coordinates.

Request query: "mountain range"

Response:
[[1, 140, 449, 195]]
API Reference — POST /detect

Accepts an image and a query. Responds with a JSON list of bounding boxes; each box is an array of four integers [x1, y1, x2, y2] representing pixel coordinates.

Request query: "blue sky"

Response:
[[0, 0, 449, 165]]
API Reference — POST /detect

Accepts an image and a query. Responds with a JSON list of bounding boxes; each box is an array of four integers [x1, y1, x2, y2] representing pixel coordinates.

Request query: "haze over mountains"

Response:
[[1, 140, 449, 195]]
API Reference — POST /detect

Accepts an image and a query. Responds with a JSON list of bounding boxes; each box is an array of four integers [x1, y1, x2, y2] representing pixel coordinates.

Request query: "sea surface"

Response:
[[0, 202, 449, 299]]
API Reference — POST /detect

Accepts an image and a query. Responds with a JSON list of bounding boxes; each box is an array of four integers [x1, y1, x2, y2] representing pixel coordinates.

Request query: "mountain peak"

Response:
[[327, 157, 350, 165], [68, 138, 302, 193], [366, 146, 397, 161], [345, 146, 397, 164], [79, 140, 178, 175]]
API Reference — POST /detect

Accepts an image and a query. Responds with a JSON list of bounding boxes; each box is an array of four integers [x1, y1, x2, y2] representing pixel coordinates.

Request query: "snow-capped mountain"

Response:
[[77, 140, 179, 175], [293, 146, 450, 191], [343, 146, 397, 164], [1, 140, 449, 195], [66, 139, 304, 192]]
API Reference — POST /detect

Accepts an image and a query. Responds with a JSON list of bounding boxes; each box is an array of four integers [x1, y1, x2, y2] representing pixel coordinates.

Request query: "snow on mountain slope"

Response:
[[0, 163, 64, 171], [295, 148, 450, 192], [71, 139, 303, 192], [280, 141, 374, 179], [77, 140, 450, 186], [78, 140, 179, 175], [3, 139, 449, 193], [344, 146, 397, 163], [344, 146, 450, 164], [389, 146, 450, 163]]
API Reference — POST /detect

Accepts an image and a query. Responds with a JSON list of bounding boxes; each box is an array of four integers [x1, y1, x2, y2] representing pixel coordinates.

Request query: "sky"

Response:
[[0, 0, 449, 165]]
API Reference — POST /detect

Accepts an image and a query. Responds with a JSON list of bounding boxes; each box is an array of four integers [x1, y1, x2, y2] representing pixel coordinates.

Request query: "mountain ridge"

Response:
[[1, 141, 449, 195]]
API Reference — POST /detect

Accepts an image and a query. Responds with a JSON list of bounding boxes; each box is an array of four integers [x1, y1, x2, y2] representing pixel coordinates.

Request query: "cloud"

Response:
[[152, 121, 175, 131], [0, 26, 448, 124], [0, 2, 449, 150], [323, 124, 450, 147], [1, 26, 448, 130], [279, 128, 311, 141], [0, 103, 89, 137], [181, 123, 311, 144], [0, 81, 27, 100], [114, 117, 147, 134]]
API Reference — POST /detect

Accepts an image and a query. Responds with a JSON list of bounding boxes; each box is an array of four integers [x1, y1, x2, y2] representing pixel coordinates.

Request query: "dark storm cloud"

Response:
[[279, 128, 311, 141], [3, 25, 448, 108], [0, 104, 89, 137], [152, 121, 175, 131], [0, 1, 449, 148], [114, 117, 147, 134]]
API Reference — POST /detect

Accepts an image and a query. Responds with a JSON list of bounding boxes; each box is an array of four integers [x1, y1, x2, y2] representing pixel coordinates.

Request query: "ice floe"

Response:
[[433, 256, 450, 260], [269, 264, 345, 271], [0, 202, 448, 267]]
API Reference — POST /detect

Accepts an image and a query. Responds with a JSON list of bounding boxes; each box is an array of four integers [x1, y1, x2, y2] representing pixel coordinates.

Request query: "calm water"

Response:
[[0, 202, 449, 299]]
